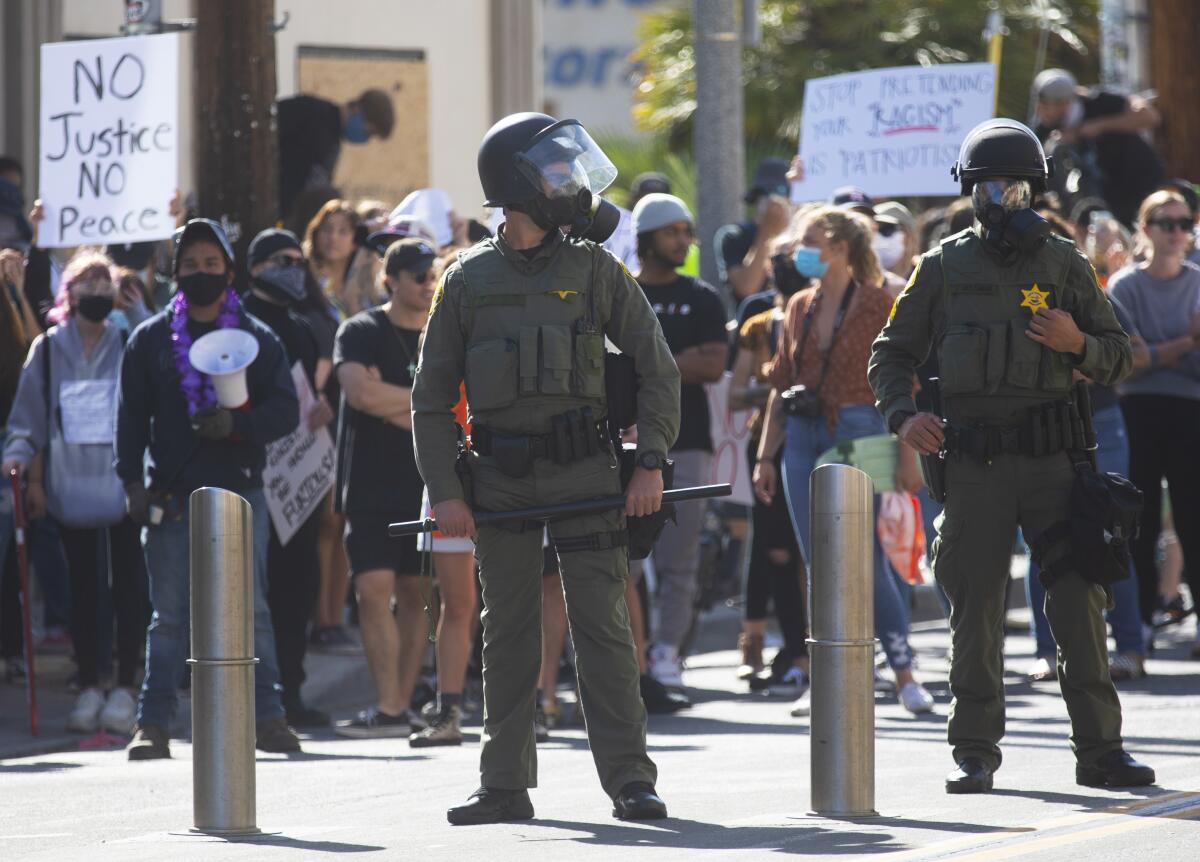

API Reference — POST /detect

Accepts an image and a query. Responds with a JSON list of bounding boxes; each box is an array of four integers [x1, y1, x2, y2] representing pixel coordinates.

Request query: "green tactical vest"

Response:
[[937, 229, 1078, 403], [456, 237, 607, 432]]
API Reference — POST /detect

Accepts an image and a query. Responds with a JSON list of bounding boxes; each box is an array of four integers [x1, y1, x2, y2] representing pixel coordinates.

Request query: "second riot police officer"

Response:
[[412, 113, 681, 824], [869, 119, 1155, 794]]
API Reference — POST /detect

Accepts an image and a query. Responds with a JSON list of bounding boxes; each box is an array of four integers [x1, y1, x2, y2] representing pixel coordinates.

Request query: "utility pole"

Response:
[[693, 0, 744, 291], [193, 0, 279, 265], [1147, 0, 1200, 180]]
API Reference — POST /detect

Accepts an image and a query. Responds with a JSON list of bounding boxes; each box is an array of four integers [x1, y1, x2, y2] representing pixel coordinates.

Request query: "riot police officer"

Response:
[[412, 113, 681, 824], [869, 119, 1155, 794]]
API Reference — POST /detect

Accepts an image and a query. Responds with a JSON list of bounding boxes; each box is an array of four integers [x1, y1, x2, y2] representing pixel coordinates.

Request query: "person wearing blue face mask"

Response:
[[753, 205, 934, 720], [276, 89, 395, 223]]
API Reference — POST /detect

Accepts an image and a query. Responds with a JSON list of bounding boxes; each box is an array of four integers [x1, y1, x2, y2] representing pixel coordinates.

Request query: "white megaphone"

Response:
[[188, 329, 260, 409]]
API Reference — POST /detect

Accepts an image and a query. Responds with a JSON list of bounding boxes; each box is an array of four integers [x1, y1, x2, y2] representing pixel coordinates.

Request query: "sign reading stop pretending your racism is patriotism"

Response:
[[791, 62, 996, 202], [39, 33, 180, 248]]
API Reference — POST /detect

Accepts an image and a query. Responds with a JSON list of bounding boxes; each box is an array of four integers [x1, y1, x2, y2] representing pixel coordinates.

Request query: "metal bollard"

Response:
[[808, 464, 877, 817], [188, 487, 259, 835]]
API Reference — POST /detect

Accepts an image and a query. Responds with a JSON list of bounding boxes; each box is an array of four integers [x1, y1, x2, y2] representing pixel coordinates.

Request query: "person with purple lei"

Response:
[[115, 218, 302, 760]]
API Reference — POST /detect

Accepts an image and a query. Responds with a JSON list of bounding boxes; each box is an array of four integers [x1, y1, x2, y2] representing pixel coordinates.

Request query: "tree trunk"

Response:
[[1147, 0, 1200, 181], [193, 0, 278, 269]]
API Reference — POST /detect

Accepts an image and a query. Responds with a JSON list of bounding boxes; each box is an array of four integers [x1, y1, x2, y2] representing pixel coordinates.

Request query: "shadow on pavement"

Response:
[[0, 759, 83, 773], [216, 834, 385, 853], [989, 786, 1181, 812], [524, 817, 908, 855]]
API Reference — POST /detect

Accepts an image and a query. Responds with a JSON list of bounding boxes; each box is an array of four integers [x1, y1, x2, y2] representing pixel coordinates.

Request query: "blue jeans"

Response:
[[136, 487, 284, 728], [1026, 405, 1144, 656], [781, 406, 914, 670]]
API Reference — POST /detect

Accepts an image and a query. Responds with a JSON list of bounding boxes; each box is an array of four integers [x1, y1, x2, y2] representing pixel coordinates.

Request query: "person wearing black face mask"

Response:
[[115, 218, 303, 760], [3, 250, 147, 739], [243, 228, 335, 729]]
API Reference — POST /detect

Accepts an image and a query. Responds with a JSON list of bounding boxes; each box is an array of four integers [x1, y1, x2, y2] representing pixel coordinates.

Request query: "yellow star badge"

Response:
[[548, 289, 579, 301], [1020, 283, 1050, 313]]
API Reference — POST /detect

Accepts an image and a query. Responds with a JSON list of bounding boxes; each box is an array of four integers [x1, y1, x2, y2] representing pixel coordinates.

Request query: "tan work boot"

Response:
[[736, 632, 764, 680], [127, 724, 171, 760]]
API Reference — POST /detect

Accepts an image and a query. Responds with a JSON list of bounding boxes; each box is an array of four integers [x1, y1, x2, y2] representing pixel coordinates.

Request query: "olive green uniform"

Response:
[[868, 228, 1132, 772], [412, 229, 680, 797]]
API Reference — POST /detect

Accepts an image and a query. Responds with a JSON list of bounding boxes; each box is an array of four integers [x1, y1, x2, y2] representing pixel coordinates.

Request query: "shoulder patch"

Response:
[[889, 258, 923, 321]]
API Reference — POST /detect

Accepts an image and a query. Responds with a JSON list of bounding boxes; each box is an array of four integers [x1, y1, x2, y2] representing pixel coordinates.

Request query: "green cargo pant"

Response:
[[470, 448, 657, 798], [933, 451, 1124, 772]]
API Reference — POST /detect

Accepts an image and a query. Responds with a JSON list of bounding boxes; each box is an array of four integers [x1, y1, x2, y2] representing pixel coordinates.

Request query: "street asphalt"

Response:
[[2, 595, 1198, 862]]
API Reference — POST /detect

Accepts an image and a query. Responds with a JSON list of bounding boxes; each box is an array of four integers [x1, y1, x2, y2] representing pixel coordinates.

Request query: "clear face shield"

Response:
[[515, 121, 617, 202], [971, 179, 1034, 215]]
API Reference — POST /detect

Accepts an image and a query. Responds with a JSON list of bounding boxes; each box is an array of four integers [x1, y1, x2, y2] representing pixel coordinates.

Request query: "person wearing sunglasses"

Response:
[[1107, 190, 1200, 656], [243, 228, 335, 729], [332, 238, 439, 741]]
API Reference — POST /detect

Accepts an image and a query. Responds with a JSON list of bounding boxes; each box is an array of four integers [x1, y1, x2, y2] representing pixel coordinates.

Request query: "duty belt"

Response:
[[946, 397, 1087, 461], [471, 407, 608, 468]]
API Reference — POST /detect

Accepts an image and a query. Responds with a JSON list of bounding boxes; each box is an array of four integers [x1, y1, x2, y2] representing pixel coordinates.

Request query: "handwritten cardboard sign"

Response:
[[792, 63, 995, 201], [264, 364, 336, 546], [38, 33, 179, 248]]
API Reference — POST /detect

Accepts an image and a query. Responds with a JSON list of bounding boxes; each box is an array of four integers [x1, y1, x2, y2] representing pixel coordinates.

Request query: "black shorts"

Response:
[[345, 512, 422, 578]]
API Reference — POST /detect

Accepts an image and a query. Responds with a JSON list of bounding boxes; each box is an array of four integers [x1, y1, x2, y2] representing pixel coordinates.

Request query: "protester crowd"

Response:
[[0, 68, 1197, 757]]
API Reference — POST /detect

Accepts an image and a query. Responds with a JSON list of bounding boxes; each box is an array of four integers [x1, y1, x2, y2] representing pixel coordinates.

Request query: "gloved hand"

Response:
[[125, 482, 151, 526], [192, 407, 234, 440]]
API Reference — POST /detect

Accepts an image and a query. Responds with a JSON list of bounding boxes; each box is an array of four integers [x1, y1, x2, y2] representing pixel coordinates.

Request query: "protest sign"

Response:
[[705, 373, 754, 507], [264, 364, 336, 546], [791, 63, 995, 202], [38, 33, 179, 248]]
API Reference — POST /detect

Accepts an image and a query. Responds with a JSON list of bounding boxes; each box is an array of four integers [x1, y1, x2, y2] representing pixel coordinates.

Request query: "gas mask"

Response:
[[972, 179, 1050, 255], [514, 121, 617, 233]]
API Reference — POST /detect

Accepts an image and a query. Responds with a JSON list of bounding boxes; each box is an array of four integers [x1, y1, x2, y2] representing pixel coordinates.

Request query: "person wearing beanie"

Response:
[[629, 193, 729, 703]]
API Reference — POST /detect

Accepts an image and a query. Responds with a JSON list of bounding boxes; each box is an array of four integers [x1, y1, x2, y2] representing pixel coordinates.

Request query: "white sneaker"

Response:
[[648, 644, 683, 688], [789, 688, 811, 717], [67, 687, 106, 733], [899, 681, 935, 715], [99, 688, 138, 735]]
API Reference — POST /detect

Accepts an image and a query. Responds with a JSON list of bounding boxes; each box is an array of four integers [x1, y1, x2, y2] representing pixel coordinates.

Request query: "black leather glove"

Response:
[[125, 482, 151, 526], [192, 407, 235, 440]]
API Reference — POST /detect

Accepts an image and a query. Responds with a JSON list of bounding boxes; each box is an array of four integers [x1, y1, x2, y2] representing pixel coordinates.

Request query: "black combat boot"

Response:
[[613, 782, 668, 820], [447, 787, 534, 825], [1076, 750, 1156, 788], [945, 757, 994, 794]]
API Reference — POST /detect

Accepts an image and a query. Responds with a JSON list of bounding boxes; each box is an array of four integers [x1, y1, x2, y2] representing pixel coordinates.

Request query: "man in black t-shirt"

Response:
[[244, 229, 336, 729], [630, 194, 730, 693], [715, 158, 792, 303], [331, 238, 437, 739], [1032, 68, 1164, 226]]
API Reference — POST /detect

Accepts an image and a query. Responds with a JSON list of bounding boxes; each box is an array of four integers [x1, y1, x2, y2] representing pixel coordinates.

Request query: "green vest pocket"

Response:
[[466, 338, 518, 410], [573, 332, 606, 398], [1006, 318, 1042, 389], [539, 325, 574, 395], [939, 325, 989, 396]]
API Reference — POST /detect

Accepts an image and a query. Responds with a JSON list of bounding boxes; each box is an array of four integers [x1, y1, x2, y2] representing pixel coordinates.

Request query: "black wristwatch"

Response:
[[637, 451, 666, 471]]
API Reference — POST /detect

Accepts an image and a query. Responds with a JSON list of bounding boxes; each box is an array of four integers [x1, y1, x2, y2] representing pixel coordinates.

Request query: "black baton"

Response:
[[388, 483, 733, 537]]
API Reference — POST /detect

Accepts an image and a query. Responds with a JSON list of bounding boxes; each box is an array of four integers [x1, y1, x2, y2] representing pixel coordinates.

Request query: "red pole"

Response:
[[9, 469, 38, 737]]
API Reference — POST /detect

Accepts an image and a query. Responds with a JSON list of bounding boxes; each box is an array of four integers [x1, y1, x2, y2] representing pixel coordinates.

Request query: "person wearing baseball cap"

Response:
[[630, 193, 729, 711], [1031, 68, 1164, 226], [873, 201, 918, 279], [118, 217, 303, 760], [331, 234, 441, 745], [243, 227, 335, 729], [718, 158, 794, 300], [830, 186, 875, 217]]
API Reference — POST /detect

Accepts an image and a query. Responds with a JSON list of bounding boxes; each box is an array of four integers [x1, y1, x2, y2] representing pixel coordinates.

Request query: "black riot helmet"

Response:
[[951, 119, 1054, 196], [477, 112, 619, 240]]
